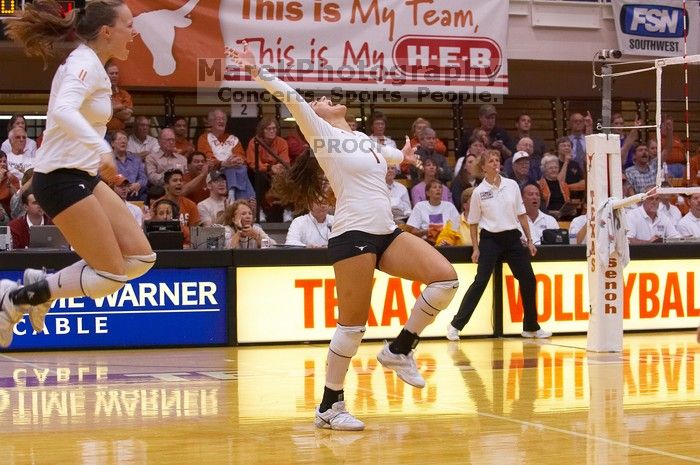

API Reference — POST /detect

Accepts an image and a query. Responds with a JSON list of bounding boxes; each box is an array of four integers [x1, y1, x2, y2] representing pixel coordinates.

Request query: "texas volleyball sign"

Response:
[[121, 0, 509, 93]]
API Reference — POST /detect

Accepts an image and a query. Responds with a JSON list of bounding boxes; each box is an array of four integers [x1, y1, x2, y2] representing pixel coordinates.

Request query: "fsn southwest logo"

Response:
[[620, 5, 687, 38]]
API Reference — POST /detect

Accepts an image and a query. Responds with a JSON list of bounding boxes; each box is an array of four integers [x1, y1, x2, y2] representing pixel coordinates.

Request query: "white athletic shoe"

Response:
[[0, 279, 21, 347], [314, 401, 365, 431], [23, 268, 52, 333], [521, 328, 552, 339], [376, 342, 426, 388], [446, 324, 460, 341]]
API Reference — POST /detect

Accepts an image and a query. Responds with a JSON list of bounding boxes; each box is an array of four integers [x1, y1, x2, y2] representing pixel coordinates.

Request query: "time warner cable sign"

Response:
[[0, 268, 228, 350], [612, 0, 700, 56]]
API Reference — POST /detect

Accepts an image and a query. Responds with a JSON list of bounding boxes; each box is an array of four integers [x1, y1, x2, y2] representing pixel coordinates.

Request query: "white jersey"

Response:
[[676, 212, 700, 238], [468, 177, 525, 232], [254, 69, 403, 238], [35, 44, 113, 176], [285, 213, 334, 248], [519, 210, 559, 245]]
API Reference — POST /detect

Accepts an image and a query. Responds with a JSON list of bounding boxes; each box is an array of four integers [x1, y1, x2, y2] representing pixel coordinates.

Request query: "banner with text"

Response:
[[611, 0, 700, 57], [122, 0, 509, 95], [236, 264, 492, 343], [502, 260, 700, 335], [0, 268, 228, 350]]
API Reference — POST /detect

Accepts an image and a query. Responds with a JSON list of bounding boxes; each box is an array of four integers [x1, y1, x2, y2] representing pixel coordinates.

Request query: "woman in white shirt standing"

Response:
[[1, 0, 155, 347], [446, 150, 551, 341], [231, 42, 459, 431]]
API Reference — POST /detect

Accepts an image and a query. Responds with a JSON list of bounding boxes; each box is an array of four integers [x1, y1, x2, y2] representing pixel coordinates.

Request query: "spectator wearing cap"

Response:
[[8, 188, 52, 249], [112, 129, 147, 201], [145, 128, 188, 187], [105, 62, 134, 133], [508, 151, 537, 190], [112, 174, 143, 226], [456, 104, 513, 161], [182, 151, 217, 204], [503, 137, 541, 181], [198, 170, 228, 226]]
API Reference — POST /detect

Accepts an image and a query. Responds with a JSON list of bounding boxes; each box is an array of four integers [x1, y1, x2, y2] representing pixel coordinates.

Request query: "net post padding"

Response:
[[586, 134, 624, 353]]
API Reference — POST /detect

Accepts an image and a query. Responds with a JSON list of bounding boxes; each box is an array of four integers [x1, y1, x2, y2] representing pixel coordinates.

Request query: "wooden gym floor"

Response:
[[0, 332, 697, 465]]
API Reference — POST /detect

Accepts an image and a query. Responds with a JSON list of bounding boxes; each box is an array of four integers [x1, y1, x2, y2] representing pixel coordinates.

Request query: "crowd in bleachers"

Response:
[[1, 61, 699, 251]]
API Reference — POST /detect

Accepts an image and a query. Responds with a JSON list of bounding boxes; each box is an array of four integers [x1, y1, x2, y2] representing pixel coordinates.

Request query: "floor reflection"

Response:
[[0, 333, 696, 464]]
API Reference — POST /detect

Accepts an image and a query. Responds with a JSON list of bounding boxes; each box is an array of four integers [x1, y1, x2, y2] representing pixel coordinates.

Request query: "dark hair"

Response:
[[4, 0, 125, 67], [270, 149, 329, 213], [163, 168, 183, 184], [21, 187, 34, 205], [187, 151, 206, 164], [151, 198, 179, 219], [145, 185, 165, 206], [6, 115, 26, 132], [0, 150, 5, 160]]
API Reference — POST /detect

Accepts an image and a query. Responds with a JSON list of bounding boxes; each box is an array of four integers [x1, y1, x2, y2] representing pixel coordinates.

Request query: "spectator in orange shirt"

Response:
[[409, 118, 447, 155], [196, 108, 255, 200], [246, 117, 290, 173], [105, 62, 133, 133], [247, 117, 290, 222], [182, 151, 217, 204], [172, 116, 195, 158], [161, 168, 201, 229]]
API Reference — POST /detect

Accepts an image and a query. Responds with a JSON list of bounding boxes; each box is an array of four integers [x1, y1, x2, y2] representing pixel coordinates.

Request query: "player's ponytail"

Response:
[[270, 149, 332, 213], [4, 0, 124, 67]]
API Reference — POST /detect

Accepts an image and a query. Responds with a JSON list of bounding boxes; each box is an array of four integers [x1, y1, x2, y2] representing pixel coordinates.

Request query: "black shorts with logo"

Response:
[[328, 228, 403, 268], [32, 169, 101, 218]]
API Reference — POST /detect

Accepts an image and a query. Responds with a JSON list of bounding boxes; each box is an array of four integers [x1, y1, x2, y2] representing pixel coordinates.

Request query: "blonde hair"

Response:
[[4, 0, 124, 66]]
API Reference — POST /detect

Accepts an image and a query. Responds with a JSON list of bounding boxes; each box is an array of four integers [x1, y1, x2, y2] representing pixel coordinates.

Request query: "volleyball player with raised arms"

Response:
[[230, 42, 459, 431], [0, 0, 156, 346]]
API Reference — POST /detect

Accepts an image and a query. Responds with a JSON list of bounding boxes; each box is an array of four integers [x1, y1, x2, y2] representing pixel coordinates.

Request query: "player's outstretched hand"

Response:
[[225, 40, 257, 73], [401, 136, 417, 165]]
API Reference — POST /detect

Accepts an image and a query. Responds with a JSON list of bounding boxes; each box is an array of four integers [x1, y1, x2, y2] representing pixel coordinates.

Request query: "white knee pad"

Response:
[[82, 268, 128, 299], [123, 253, 157, 280], [329, 324, 366, 358], [419, 279, 460, 316]]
